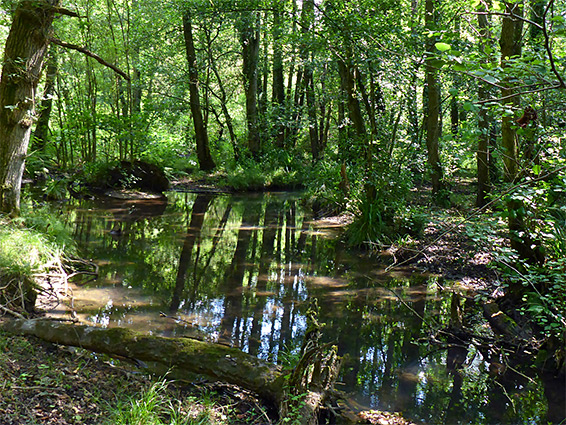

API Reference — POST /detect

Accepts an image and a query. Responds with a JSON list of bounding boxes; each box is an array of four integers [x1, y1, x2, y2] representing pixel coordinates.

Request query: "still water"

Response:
[[51, 191, 561, 424]]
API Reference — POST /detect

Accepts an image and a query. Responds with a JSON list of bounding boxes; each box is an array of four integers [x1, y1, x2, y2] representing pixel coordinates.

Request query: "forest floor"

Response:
[[385, 179, 506, 295]]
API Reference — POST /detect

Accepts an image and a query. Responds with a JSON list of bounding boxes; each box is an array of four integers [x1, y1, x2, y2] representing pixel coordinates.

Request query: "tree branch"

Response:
[[542, 0, 565, 88], [469, 11, 543, 30], [50, 38, 130, 81], [474, 83, 563, 104], [51, 6, 83, 18]]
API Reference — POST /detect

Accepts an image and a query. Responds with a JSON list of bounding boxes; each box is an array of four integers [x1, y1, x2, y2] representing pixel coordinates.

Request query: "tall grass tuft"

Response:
[[107, 380, 222, 425]]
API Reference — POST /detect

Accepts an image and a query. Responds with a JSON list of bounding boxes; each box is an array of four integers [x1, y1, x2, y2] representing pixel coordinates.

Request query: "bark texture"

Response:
[[0, 0, 59, 214]]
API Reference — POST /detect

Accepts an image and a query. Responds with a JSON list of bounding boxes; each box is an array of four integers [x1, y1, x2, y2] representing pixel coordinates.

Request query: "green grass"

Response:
[[0, 206, 76, 312], [107, 380, 225, 425], [0, 220, 61, 277]]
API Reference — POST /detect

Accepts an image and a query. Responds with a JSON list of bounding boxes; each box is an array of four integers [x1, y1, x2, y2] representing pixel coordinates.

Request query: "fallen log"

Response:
[[483, 301, 533, 342], [2, 316, 344, 424], [2, 318, 284, 405]]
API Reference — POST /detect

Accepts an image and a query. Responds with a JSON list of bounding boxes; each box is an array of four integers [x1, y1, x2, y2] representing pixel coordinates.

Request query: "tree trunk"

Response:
[[32, 52, 57, 152], [499, 1, 523, 183], [300, 0, 320, 161], [239, 13, 261, 157], [499, 2, 544, 270], [4, 315, 344, 424], [424, 0, 444, 197], [3, 318, 284, 404], [183, 11, 216, 171], [0, 0, 59, 215], [337, 60, 365, 138], [272, 1, 285, 148], [476, 6, 491, 207]]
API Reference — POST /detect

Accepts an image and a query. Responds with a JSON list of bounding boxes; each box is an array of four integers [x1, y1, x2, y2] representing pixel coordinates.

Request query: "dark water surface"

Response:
[[51, 191, 561, 424]]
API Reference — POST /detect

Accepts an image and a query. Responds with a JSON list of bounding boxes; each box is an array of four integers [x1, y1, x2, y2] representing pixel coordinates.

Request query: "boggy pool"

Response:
[[47, 191, 563, 424]]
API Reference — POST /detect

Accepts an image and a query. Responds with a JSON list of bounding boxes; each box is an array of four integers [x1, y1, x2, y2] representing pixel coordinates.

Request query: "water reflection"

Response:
[[55, 191, 562, 424]]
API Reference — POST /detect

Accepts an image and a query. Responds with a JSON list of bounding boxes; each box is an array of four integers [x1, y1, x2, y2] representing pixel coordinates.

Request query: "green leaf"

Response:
[[435, 42, 451, 52], [463, 101, 475, 111], [428, 59, 445, 68], [453, 63, 467, 72]]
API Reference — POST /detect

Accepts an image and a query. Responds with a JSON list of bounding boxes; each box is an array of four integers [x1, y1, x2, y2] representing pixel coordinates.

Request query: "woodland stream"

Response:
[[43, 191, 561, 424]]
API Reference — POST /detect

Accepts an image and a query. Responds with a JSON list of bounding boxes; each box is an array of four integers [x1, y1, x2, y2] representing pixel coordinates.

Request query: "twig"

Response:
[[0, 304, 26, 319], [493, 380, 517, 413]]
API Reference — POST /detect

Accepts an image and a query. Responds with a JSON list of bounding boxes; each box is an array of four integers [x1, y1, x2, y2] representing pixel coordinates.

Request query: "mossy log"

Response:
[[2, 319, 284, 405], [2, 318, 345, 424]]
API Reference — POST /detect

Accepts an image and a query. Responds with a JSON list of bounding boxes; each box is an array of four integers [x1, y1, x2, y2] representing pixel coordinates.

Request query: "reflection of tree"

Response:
[[193, 201, 232, 289], [249, 197, 279, 355], [444, 293, 468, 423], [170, 195, 213, 312], [220, 200, 261, 347]]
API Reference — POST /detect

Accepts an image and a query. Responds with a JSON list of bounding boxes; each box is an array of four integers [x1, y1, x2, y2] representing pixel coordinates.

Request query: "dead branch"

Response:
[[50, 38, 130, 80], [0, 304, 26, 319]]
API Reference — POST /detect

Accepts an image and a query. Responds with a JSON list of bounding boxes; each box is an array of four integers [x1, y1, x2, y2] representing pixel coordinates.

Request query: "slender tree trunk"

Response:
[[300, 0, 320, 161], [476, 89, 491, 208], [183, 11, 216, 171], [204, 25, 239, 162], [499, 1, 544, 271], [424, 0, 444, 197], [476, 7, 492, 207], [500, 1, 523, 182], [272, 1, 285, 148], [239, 13, 261, 157], [337, 59, 365, 138], [0, 0, 59, 215]]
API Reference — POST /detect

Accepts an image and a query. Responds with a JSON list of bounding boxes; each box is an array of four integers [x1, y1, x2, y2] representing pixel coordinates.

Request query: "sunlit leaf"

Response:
[[435, 42, 451, 52]]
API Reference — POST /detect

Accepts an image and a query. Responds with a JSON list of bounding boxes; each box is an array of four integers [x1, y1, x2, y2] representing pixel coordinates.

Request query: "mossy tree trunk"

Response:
[[0, 0, 60, 215], [3, 318, 285, 404]]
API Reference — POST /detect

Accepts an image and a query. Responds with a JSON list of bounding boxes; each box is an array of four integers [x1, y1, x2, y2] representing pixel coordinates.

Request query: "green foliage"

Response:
[[346, 167, 426, 247], [42, 177, 69, 201], [222, 157, 266, 191], [221, 150, 305, 191], [494, 175, 566, 340]]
